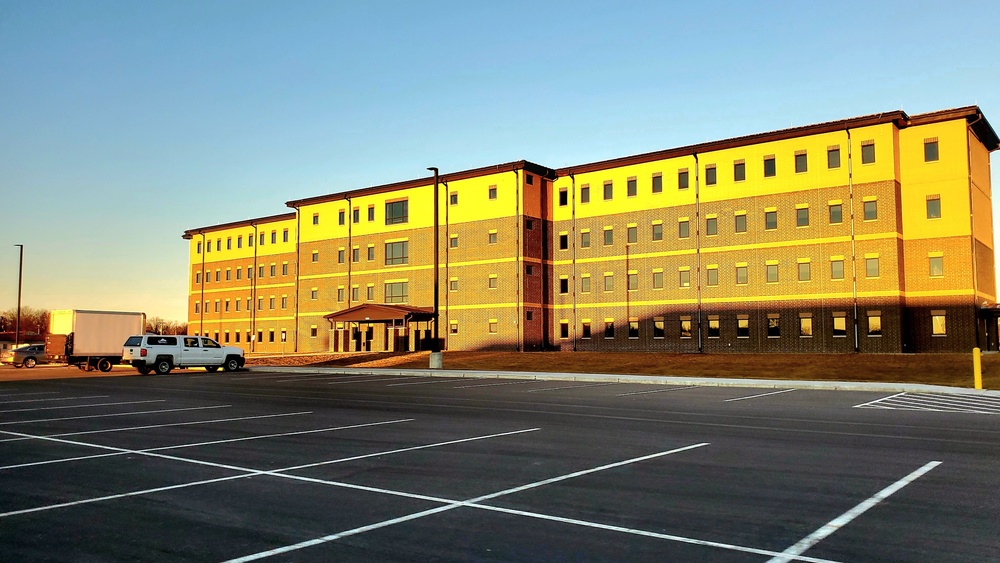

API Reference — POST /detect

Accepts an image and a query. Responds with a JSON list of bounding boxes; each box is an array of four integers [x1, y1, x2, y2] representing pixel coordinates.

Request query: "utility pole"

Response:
[[427, 167, 442, 369], [14, 244, 23, 348]]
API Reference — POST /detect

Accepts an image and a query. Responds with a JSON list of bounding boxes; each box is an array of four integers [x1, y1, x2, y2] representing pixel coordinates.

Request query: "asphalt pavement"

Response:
[[1, 368, 998, 562]]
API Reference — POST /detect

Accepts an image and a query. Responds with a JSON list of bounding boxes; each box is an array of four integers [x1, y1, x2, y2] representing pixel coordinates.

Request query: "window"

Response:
[[929, 256, 944, 277], [707, 316, 720, 338], [735, 214, 747, 233], [861, 142, 875, 164], [450, 279, 459, 291], [352, 248, 359, 262], [312, 213, 319, 225], [581, 321, 591, 339], [798, 262, 811, 281], [282, 263, 289, 275], [868, 312, 882, 336], [258, 330, 264, 343], [258, 266, 264, 279], [678, 220, 690, 239], [832, 313, 847, 338], [247, 234, 253, 247], [338, 249, 345, 264], [559, 233, 568, 250], [705, 166, 717, 185], [195, 272, 201, 284], [737, 316, 750, 338], [558, 189, 568, 206], [736, 265, 748, 285], [488, 275, 497, 289], [604, 228, 613, 246], [525, 174, 534, 185], [367, 246, 375, 261], [224, 269, 231, 281], [310, 326, 318, 338], [924, 139, 939, 162], [652, 223, 663, 241], [337, 288, 344, 301], [767, 314, 780, 338], [734, 161, 745, 182], [679, 269, 691, 288], [268, 297, 275, 310], [385, 282, 408, 303], [385, 241, 409, 265], [706, 267, 718, 286], [627, 178, 637, 197], [604, 274, 613, 292], [366, 286, 374, 301], [488, 231, 498, 244], [227, 238, 232, 250], [765, 210, 777, 230], [367, 206, 375, 221], [281, 296, 288, 309], [764, 156, 776, 177], [259, 232, 265, 246], [351, 208, 359, 223], [282, 229, 288, 243], [796, 207, 809, 227], [628, 319, 639, 339], [678, 170, 689, 190], [269, 330, 275, 343], [271, 231, 277, 244], [311, 288, 318, 300], [795, 152, 807, 173], [652, 271, 663, 289], [926, 196, 941, 219], [652, 174, 662, 193], [829, 204, 843, 224], [338, 210, 345, 225], [603, 181, 613, 200], [866, 257, 879, 278], [628, 272, 638, 291], [525, 264, 534, 276], [385, 200, 408, 224], [799, 316, 813, 337], [706, 217, 717, 236], [450, 235, 459, 248], [194, 302, 200, 314], [766, 264, 778, 283], [488, 185, 497, 200], [236, 268, 241, 280], [604, 321, 615, 339], [269, 264, 276, 277], [196, 241, 202, 254], [627, 226, 637, 244], [560, 321, 569, 339], [489, 320, 498, 333], [449, 192, 458, 206], [580, 185, 590, 203], [931, 311, 946, 336], [258, 296, 264, 310], [863, 200, 877, 221], [237, 236, 242, 249], [559, 278, 569, 294], [828, 147, 841, 169], [581, 276, 591, 293], [679, 317, 692, 339], [653, 317, 665, 338], [216, 239, 221, 251], [580, 231, 590, 248], [831, 259, 844, 280]]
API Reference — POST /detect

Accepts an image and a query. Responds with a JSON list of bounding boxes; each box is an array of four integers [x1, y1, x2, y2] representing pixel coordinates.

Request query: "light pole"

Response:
[[14, 244, 23, 348], [427, 167, 442, 369]]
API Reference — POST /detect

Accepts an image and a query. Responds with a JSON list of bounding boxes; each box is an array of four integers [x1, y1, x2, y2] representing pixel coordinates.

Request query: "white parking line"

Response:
[[0, 411, 312, 443], [853, 392, 905, 408], [525, 383, 620, 393], [273, 375, 355, 383], [0, 399, 165, 414], [0, 404, 231, 426], [327, 377, 406, 385], [618, 385, 697, 397], [724, 389, 796, 402], [0, 395, 109, 405], [0, 392, 59, 398], [386, 378, 469, 387], [767, 461, 941, 563], [452, 380, 537, 389]]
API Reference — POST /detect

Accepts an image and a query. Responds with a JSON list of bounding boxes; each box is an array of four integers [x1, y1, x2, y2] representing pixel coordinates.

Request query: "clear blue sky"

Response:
[[2, 0, 999, 323]]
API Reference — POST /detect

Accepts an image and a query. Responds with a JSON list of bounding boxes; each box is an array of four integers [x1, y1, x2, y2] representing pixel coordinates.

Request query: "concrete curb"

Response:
[[247, 366, 1000, 397]]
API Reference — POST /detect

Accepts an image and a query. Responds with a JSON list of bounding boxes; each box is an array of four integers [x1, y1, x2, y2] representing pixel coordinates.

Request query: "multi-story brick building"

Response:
[[184, 106, 998, 354]]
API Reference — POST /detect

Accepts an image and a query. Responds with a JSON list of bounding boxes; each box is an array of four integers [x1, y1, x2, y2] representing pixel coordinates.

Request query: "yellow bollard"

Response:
[[973, 347, 983, 390]]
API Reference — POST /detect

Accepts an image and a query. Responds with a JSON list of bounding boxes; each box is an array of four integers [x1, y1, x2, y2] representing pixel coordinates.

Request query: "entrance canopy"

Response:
[[323, 303, 435, 325]]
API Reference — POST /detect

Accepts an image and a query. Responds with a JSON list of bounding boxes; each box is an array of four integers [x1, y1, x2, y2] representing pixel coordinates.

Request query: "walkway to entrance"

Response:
[[323, 303, 437, 353]]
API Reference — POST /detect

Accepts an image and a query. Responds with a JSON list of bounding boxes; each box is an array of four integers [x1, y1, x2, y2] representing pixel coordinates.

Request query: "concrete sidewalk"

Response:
[[249, 365, 1000, 397]]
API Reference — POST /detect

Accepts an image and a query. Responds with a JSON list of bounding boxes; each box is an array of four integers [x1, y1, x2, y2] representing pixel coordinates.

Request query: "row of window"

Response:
[[195, 262, 292, 284], [558, 139, 941, 203], [196, 229, 291, 254], [193, 329, 289, 345]]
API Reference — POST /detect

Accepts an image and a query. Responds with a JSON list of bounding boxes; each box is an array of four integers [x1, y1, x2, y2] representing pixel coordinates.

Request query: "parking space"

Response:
[[1, 372, 998, 561]]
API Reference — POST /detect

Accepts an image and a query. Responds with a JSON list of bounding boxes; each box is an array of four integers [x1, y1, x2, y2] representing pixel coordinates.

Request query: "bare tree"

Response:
[[145, 317, 188, 335], [1, 307, 49, 336]]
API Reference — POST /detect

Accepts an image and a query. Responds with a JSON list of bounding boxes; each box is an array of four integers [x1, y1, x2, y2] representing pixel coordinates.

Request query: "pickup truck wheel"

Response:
[[223, 357, 240, 372], [137, 366, 151, 375], [23, 357, 36, 368], [154, 359, 172, 375], [205, 366, 219, 372], [97, 358, 113, 372], [13, 363, 22, 368]]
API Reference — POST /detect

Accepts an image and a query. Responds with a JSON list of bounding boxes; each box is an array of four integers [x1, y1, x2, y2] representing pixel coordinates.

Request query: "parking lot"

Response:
[[2, 368, 999, 561]]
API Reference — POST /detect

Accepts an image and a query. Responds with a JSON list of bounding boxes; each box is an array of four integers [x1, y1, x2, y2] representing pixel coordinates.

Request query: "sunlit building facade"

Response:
[[185, 106, 998, 353]]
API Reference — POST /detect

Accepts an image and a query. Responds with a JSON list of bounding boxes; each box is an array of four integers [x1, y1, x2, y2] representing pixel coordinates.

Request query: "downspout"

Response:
[[443, 180, 450, 350], [847, 129, 859, 352], [199, 231, 206, 336], [570, 173, 578, 351], [251, 222, 258, 353], [513, 169, 521, 351], [694, 153, 703, 352], [293, 206, 301, 353], [346, 196, 353, 310], [967, 116, 982, 347]]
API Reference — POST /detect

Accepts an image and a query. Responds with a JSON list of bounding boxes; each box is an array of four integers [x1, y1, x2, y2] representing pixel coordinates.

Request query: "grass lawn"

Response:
[[247, 351, 1000, 390]]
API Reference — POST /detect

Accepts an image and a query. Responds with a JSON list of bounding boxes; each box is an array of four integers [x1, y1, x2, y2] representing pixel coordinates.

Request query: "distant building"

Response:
[[184, 106, 998, 353]]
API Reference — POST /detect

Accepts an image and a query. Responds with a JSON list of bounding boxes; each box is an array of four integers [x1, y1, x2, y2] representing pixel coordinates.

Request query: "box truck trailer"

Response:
[[45, 310, 146, 371]]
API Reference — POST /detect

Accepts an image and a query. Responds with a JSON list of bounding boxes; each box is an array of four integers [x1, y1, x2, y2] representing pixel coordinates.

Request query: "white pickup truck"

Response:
[[122, 335, 245, 375]]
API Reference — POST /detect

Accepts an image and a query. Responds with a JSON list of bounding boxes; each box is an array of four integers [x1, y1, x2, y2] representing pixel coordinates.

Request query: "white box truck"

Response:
[[45, 310, 146, 372]]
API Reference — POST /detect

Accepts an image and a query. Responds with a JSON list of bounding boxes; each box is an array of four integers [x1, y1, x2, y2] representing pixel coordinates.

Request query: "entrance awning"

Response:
[[323, 303, 435, 324]]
